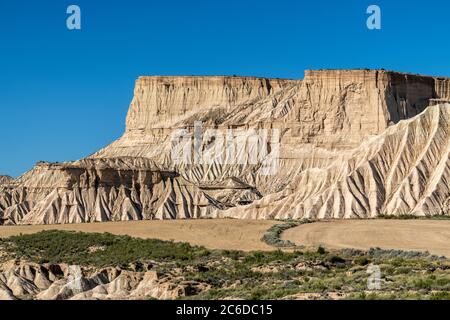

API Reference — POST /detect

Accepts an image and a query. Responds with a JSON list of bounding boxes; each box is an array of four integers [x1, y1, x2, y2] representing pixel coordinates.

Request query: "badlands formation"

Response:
[[0, 260, 209, 300], [0, 70, 449, 224]]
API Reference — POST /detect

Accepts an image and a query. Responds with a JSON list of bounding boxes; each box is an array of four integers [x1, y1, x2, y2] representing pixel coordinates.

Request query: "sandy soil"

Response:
[[0, 219, 278, 251], [282, 220, 450, 257]]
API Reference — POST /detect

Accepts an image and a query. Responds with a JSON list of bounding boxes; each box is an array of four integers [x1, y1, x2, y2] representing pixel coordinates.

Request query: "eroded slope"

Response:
[[1, 70, 449, 224]]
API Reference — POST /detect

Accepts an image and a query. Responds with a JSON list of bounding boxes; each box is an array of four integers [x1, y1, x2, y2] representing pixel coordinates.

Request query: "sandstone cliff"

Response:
[[1, 70, 449, 224]]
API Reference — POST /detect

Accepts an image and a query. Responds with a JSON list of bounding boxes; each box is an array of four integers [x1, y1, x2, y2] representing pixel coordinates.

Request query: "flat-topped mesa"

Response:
[[125, 76, 299, 132], [2, 69, 449, 225], [121, 70, 450, 149]]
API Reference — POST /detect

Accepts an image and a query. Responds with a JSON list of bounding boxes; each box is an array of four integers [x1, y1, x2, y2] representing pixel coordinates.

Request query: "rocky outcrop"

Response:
[[0, 176, 12, 186], [217, 104, 450, 219], [0, 158, 258, 225], [0, 70, 449, 224], [0, 260, 209, 300]]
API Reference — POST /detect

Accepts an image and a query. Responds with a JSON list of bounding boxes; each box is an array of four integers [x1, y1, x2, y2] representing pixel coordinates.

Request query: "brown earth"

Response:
[[0, 219, 278, 251], [282, 220, 450, 257]]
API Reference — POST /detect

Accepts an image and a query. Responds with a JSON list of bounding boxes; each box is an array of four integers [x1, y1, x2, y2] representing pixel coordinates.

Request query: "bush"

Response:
[[328, 255, 346, 264], [242, 250, 301, 265], [354, 256, 370, 266], [317, 246, 326, 254], [260, 219, 313, 248]]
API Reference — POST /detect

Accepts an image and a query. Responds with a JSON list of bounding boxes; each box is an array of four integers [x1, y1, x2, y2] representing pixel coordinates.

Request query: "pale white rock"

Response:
[[1, 70, 449, 223], [0, 261, 210, 300]]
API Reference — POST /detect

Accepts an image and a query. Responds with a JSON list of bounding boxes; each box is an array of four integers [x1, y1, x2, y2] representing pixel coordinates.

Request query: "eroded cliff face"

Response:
[[435, 77, 450, 99], [125, 76, 296, 131], [1, 70, 449, 224], [0, 158, 242, 225], [218, 104, 450, 219], [0, 176, 12, 186]]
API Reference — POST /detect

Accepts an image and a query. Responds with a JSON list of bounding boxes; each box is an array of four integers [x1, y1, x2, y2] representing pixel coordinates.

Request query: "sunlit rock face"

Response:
[[0, 260, 210, 300], [1, 70, 449, 224], [0, 176, 13, 186], [218, 104, 450, 219]]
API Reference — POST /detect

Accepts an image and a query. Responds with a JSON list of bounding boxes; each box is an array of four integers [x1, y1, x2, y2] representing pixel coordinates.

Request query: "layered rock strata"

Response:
[[1, 70, 449, 224]]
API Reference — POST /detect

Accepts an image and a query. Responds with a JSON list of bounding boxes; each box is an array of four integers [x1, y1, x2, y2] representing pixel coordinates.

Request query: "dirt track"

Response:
[[0, 219, 278, 251], [282, 220, 450, 257]]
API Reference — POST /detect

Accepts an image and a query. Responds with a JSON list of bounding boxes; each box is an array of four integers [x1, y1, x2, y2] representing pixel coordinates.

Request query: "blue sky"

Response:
[[1, 0, 449, 177]]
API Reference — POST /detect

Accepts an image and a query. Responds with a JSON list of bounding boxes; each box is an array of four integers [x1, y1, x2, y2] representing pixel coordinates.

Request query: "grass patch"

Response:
[[2, 230, 212, 267]]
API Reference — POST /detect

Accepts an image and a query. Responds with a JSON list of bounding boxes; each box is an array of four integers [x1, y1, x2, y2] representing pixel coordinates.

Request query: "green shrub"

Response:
[[260, 219, 312, 248], [317, 246, 326, 254], [328, 255, 346, 264], [354, 256, 370, 266]]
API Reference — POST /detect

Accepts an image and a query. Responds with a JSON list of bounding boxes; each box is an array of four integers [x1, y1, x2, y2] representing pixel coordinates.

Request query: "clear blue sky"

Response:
[[1, 0, 449, 177]]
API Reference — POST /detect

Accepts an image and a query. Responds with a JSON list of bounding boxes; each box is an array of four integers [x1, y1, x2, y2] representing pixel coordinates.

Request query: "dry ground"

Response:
[[282, 220, 450, 257], [0, 219, 278, 251], [2, 219, 449, 256]]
